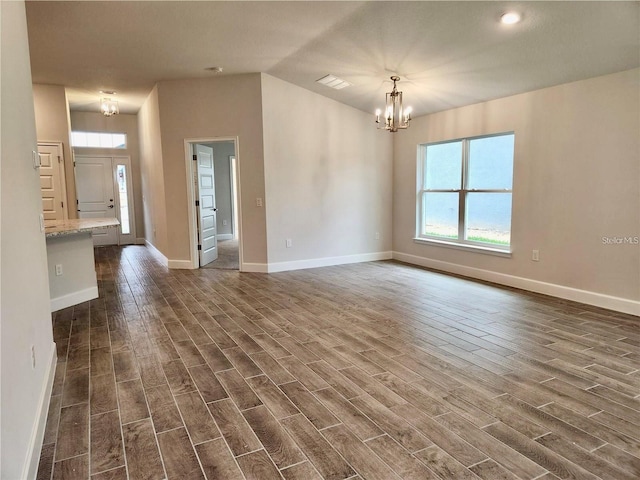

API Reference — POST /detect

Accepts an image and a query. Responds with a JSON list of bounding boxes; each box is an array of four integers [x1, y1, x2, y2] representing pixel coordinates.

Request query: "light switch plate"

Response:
[[32, 150, 41, 169]]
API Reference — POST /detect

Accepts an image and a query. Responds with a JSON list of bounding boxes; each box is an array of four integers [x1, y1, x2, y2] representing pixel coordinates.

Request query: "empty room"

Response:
[[1, 1, 639, 480]]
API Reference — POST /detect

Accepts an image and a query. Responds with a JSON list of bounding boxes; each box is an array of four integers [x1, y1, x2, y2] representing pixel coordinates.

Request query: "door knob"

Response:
[[108, 205, 114, 209]]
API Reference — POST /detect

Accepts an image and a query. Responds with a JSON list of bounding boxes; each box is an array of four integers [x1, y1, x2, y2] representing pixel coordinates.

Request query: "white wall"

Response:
[[261, 74, 393, 270], [138, 85, 168, 254], [46, 233, 99, 311], [1, 2, 57, 478], [206, 141, 235, 237], [155, 74, 267, 265], [32, 83, 76, 218], [393, 69, 640, 312], [70, 112, 145, 240]]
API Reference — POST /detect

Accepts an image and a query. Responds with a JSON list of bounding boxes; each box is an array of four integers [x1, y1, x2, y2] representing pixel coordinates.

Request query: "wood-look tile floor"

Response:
[[37, 245, 640, 480], [201, 240, 239, 271]]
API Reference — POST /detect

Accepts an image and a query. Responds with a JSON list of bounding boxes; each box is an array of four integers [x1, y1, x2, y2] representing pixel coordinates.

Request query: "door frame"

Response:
[[38, 141, 69, 221], [73, 154, 137, 245], [229, 155, 239, 240], [184, 137, 243, 270], [112, 156, 137, 245]]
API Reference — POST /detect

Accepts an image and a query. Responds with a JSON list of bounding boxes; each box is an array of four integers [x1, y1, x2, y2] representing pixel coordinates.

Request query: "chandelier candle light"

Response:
[[376, 76, 411, 132]]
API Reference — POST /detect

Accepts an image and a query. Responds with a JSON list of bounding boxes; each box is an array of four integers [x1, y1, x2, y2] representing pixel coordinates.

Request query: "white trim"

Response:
[[184, 137, 243, 271], [413, 237, 512, 257], [144, 240, 168, 266], [136, 237, 146, 245], [50, 286, 99, 312], [185, 141, 199, 269], [23, 343, 57, 480], [74, 154, 136, 245], [267, 251, 393, 273], [241, 262, 269, 273], [393, 251, 640, 316], [229, 155, 238, 240], [167, 259, 196, 269], [217, 233, 233, 241], [37, 141, 68, 221], [145, 242, 195, 270], [113, 156, 137, 244]]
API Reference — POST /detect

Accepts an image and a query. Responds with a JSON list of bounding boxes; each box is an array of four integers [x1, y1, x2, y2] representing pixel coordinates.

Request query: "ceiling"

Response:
[[26, 1, 640, 117]]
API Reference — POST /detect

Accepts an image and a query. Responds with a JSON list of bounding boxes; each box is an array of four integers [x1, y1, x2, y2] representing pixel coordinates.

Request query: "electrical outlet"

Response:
[[286, 238, 292, 248], [222, 219, 228, 226], [55, 264, 63, 276], [532, 250, 540, 262], [256, 198, 263, 207], [31, 345, 36, 369], [375, 232, 380, 240]]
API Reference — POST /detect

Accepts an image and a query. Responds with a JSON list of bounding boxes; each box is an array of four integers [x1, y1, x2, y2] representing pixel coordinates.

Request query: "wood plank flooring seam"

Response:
[[39, 246, 640, 480]]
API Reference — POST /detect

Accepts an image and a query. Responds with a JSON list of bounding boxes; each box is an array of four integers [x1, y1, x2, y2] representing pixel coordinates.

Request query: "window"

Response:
[[116, 164, 130, 235], [71, 131, 127, 149], [417, 132, 514, 251]]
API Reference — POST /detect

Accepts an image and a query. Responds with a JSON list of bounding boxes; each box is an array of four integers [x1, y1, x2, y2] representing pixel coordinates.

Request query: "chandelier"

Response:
[[100, 96, 119, 117], [375, 76, 411, 132]]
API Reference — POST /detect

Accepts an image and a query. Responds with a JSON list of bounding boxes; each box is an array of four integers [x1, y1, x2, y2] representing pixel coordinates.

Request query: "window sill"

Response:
[[413, 237, 512, 258]]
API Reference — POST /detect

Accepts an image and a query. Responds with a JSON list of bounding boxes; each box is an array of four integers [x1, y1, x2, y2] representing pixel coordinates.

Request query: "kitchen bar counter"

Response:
[[45, 217, 119, 311], [45, 217, 119, 237]]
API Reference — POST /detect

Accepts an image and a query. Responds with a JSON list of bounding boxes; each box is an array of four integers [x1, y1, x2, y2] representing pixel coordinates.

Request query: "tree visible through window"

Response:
[[418, 133, 514, 249]]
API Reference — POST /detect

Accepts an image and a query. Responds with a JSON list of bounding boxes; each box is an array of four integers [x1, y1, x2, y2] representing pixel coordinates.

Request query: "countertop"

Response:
[[45, 218, 120, 238]]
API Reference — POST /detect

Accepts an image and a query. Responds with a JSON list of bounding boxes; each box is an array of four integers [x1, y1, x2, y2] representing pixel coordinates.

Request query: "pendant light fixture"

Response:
[[375, 76, 411, 132], [100, 91, 119, 117]]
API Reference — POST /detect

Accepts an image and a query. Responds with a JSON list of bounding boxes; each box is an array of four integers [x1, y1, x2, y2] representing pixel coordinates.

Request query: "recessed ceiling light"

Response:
[[501, 12, 521, 25], [205, 66, 223, 73], [316, 74, 351, 90]]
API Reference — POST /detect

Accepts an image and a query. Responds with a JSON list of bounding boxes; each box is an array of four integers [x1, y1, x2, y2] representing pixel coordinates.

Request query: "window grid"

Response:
[[71, 131, 127, 149], [418, 132, 513, 250]]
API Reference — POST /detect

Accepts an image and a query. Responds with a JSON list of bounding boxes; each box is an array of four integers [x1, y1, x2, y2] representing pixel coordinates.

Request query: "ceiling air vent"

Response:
[[316, 74, 351, 90]]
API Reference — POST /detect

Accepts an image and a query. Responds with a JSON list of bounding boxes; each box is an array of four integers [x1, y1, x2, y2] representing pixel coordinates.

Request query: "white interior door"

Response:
[[75, 156, 118, 246], [195, 144, 218, 266], [38, 142, 67, 221]]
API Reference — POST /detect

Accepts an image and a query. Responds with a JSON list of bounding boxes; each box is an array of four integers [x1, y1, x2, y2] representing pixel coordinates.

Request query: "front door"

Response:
[[38, 142, 67, 221], [75, 156, 118, 246], [195, 144, 218, 266]]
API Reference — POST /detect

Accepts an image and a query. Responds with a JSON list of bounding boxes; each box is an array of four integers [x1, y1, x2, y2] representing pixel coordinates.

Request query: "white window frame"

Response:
[[71, 131, 127, 149], [415, 132, 514, 255]]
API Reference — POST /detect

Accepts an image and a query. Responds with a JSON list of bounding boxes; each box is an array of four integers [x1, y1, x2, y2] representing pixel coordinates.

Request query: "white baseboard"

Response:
[[145, 240, 168, 267], [216, 233, 233, 241], [241, 262, 269, 273], [167, 259, 196, 269], [393, 251, 640, 316], [267, 251, 393, 273], [50, 286, 99, 312], [23, 342, 56, 480], [144, 240, 195, 270], [135, 237, 146, 245]]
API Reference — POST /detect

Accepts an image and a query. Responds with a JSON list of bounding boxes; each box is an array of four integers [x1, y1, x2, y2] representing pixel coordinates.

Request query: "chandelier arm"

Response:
[[375, 76, 410, 133]]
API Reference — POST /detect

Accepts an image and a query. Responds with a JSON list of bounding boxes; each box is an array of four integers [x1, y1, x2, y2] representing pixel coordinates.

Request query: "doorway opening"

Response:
[[74, 155, 136, 246], [185, 138, 241, 270]]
